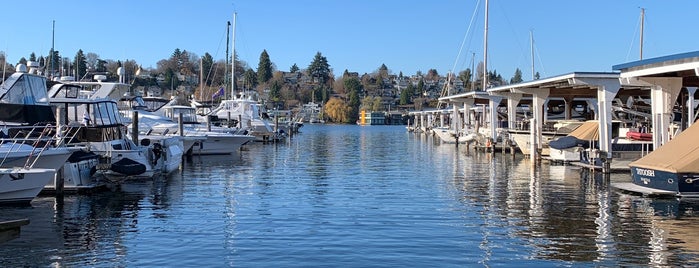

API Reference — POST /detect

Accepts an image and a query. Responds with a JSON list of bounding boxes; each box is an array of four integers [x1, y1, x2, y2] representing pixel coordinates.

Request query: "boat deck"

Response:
[[611, 182, 677, 197]]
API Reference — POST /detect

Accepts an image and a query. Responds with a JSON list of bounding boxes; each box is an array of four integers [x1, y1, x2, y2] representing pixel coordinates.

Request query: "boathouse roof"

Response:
[[485, 72, 620, 98], [613, 50, 699, 87]]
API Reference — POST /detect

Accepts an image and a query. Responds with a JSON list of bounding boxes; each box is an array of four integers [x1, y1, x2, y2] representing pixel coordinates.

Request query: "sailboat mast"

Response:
[[50, 20, 55, 78], [530, 30, 535, 80], [231, 12, 237, 98], [482, 0, 488, 91], [225, 21, 230, 100], [199, 57, 203, 101], [640, 8, 644, 60]]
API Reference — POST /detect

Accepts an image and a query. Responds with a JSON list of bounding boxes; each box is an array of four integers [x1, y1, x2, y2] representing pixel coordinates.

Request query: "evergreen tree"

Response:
[[344, 76, 362, 123], [307, 52, 330, 85], [458, 69, 472, 90], [399, 83, 414, 105], [201, 53, 214, 86], [29, 53, 36, 62], [96, 59, 107, 72], [378, 64, 389, 78], [48, 49, 60, 77], [257, 49, 273, 84], [510, 68, 523, 84], [243, 69, 257, 90], [269, 80, 281, 101], [73, 49, 87, 80], [290, 63, 299, 73]]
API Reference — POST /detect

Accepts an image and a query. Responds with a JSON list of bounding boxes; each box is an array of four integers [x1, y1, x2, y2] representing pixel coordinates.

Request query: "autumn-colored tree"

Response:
[[324, 97, 349, 123]]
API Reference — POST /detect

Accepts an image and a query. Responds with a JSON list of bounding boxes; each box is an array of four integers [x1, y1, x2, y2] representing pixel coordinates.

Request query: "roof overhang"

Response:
[[486, 72, 620, 98], [613, 51, 699, 87]]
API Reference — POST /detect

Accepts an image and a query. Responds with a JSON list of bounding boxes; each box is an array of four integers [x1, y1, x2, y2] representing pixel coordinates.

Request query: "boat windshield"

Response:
[[0, 73, 49, 105]]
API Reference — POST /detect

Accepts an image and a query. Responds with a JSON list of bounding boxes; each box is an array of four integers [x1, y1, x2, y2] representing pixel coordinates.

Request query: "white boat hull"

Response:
[[189, 134, 254, 155], [0, 145, 74, 170], [0, 168, 55, 204], [433, 127, 476, 144]]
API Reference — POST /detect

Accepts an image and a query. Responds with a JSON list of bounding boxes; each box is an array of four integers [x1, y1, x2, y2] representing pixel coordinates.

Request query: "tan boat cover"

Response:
[[629, 122, 699, 173], [567, 120, 599, 141]]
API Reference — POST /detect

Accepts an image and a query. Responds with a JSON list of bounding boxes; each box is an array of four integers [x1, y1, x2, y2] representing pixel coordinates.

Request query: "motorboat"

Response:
[[119, 95, 255, 155], [48, 96, 183, 180], [0, 63, 91, 191], [614, 121, 699, 197], [548, 120, 653, 164], [207, 91, 284, 142]]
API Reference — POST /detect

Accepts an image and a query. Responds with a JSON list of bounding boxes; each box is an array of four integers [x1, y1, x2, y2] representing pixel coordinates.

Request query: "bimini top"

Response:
[[629, 121, 699, 173]]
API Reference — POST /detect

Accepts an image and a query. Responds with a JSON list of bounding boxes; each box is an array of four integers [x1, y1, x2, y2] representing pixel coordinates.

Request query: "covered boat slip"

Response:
[[614, 120, 699, 197], [438, 72, 654, 165], [613, 50, 699, 151], [611, 51, 699, 196]]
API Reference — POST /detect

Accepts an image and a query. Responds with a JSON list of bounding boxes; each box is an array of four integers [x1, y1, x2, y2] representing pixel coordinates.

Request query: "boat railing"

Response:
[[0, 124, 78, 168]]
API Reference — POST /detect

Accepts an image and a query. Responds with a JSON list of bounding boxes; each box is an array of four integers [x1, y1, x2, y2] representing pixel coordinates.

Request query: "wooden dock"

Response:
[[0, 218, 30, 244]]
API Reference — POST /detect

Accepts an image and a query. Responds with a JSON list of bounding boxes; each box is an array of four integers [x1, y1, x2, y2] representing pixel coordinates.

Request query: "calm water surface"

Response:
[[2, 124, 699, 267]]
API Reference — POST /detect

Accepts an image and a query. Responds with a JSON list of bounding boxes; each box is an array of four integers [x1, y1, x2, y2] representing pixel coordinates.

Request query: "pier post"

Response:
[[131, 111, 139, 145], [207, 115, 212, 132], [530, 118, 537, 167], [178, 113, 184, 136], [54, 106, 65, 196]]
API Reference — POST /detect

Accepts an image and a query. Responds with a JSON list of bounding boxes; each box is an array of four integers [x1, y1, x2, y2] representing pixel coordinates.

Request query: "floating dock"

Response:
[[0, 218, 30, 244]]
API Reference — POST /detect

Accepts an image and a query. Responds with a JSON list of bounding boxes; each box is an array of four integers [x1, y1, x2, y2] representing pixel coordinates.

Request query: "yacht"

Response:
[[208, 91, 284, 142], [119, 95, 255, 155], [0, 63, 86, 192], [48, 96, 183, 180]]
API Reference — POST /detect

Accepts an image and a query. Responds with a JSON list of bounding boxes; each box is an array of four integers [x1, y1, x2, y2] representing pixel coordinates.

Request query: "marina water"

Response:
[[2, 124, 699, 267]]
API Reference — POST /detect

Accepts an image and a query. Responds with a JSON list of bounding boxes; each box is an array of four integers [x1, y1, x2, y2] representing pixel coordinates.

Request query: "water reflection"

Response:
[[3, 126, 699, 267]]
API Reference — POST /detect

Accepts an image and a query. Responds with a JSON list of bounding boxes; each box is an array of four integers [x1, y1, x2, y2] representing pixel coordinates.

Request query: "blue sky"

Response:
[[1, 0, 697, 80]]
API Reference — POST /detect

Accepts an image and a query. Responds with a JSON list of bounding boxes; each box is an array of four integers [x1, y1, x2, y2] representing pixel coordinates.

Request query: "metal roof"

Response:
[[612, 50, 699, 87]]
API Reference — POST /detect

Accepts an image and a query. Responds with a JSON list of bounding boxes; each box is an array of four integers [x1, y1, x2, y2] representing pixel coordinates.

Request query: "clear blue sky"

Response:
[[1, 0, 697, 80]]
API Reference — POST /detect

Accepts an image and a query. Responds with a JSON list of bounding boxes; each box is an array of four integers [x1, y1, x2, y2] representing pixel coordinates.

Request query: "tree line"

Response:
[[0, 48, 534, 124]]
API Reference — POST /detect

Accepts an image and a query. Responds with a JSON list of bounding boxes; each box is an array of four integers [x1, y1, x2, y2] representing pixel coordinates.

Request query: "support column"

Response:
[[513, 88, 549, 153], [463, 99, 474, 129], [573, 78, 621, 159], [488, 96, 503, 141], [641, 77, 683, 149], [596, 85, 617, 157], [505, 93, 522, 129], [530, 90, 550, 150], [563, 96, 574, 120], [687, 87, 697, 128], [439, 112, 445, 128], [451, 103, 460, 132]]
